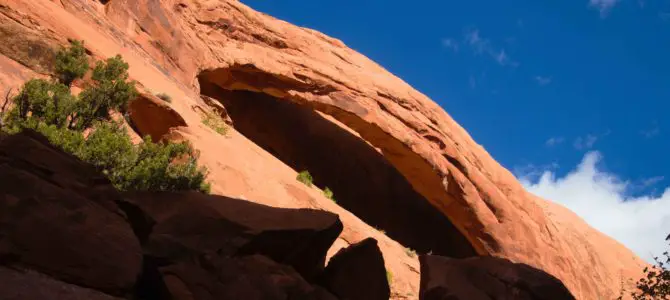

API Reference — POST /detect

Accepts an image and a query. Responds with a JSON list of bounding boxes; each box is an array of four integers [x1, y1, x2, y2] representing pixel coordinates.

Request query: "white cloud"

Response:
[[589, 0, 620, 17], [519, 151, 670, 263], [441, 38, 459, 52], [465, 29, 489, 54], [545, 137, 565, 147], [514, 162, 560, 182], [640, 176, 665, 188], [640, 121, 660, 138], [463, 28, 518, 67], [495, 50, 510, 66], [573, 134, 599, 150], [535, 76, 552, 86], [640, 127, 660, 138]]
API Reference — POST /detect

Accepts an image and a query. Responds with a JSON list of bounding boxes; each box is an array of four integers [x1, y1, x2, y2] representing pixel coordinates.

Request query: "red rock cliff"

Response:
[[0, 0, 646, 298]]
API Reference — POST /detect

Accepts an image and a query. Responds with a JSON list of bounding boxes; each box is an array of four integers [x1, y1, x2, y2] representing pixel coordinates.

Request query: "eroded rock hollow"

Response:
[[198, 69, 477, 258]]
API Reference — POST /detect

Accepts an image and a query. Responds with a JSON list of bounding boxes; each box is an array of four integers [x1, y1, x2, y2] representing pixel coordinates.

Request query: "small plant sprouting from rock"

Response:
[[405, 247, 417, 258], [296, 170, 313, 187], [386, 270, 393, 285], [323, 187, 335, 202], [0, 40, 211, 193], [202, 111, 228, 135], [155, 92, 172, 103]]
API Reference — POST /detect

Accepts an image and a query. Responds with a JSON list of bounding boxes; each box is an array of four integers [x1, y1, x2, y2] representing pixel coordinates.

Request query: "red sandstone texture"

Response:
[[0, 0, 646, 298]]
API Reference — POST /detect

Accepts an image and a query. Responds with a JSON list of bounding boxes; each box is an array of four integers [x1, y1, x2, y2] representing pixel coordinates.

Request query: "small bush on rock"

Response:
[[323, 187, 335, 202], [405, 248, 417, 258], [156, 92, 172, 103], [297, 170, 313, 187], [1, 41, 210, 193], [202, 111, 228, 135]]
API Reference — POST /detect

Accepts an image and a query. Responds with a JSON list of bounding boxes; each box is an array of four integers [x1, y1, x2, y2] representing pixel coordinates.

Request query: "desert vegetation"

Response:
[[0, 41, 210, 193], [631, 236, 669, 299], [201, 110, 228, 135], [323, 186, 335, 202], [296, 170, 314, 187], [155, 92, 172, 103], [618, 234, 670, 299], [404, 247, 417, 258]]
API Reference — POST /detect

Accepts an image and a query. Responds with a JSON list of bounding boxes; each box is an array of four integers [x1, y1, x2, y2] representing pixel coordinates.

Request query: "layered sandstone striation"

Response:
[[0, 0, 646, 298]]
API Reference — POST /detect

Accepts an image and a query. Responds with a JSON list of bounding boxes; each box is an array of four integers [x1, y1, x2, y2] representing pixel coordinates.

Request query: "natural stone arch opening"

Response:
[[197, 66, 478, 258]]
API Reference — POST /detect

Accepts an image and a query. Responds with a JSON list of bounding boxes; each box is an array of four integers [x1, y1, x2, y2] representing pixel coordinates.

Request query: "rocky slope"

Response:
[[0, 0, 646, 299]]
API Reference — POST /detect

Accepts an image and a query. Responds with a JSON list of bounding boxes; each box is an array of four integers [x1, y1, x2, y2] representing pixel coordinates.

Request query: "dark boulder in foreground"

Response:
[[0, 130, 142, 296], [419, 254, 575, 300], [122, 190, 343, 282], [319, 238, 390, 300], [0, 130, 343, 299]]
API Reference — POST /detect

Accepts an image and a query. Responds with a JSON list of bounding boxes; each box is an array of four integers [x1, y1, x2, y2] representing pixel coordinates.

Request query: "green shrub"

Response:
[[55, 40, 89, 87], [118, 134, 210, 193], [30, 121, 210, 193], [202, 111, 227, 135], [386, 270, 393, 285], [633, 236, 669, 299], [71, 55, 137, 130], [3, 79, 77, 129], [619, 234, 670, 300], [405, 248, 417, 258], [323, 187, 335, 202], [155, 92, 172, 103], [1, 42, 210, 193], [296, 170, 313, 187]]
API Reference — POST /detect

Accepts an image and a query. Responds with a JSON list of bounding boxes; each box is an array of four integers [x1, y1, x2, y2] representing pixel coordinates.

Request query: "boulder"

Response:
[[319, 238, 390, 300], [160, 255, 337, 300], [122, 191, 343, 281], [127, 93, 188, 142], [419, 255, 575, 300], [0, 130, 143, 296], [0, 266, 123, 300]]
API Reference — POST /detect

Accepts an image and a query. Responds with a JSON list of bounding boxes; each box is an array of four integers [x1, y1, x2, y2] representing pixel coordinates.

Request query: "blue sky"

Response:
[[242, 0, 670, 261]]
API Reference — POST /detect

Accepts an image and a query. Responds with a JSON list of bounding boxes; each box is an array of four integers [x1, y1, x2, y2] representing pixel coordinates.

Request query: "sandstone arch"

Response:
[[198, 65, 483, 258]]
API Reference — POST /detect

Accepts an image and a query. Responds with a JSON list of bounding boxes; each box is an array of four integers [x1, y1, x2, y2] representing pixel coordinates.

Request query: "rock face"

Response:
[[0, 0, 647, 298], [419, 255, 575, 300]]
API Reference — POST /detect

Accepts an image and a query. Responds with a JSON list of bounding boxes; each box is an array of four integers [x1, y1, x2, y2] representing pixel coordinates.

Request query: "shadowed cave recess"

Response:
[[198, 67, 477, 258]]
